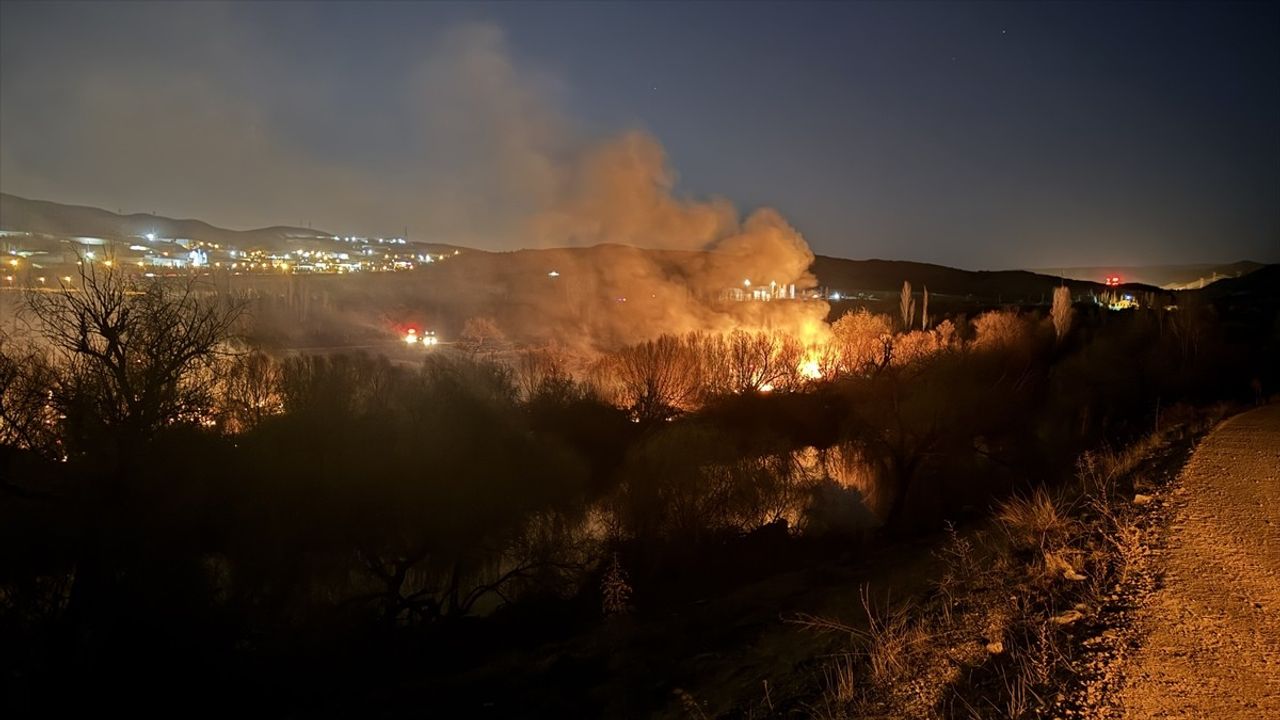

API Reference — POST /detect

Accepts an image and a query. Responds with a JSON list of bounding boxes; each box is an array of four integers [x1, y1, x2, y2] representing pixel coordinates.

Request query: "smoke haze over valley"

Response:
[[2, 5, 1279, 718], [2, 3, 1276, 268]]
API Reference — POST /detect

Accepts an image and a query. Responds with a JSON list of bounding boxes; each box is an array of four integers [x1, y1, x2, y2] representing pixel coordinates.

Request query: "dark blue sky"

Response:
[[1, 1, 1276, 268]]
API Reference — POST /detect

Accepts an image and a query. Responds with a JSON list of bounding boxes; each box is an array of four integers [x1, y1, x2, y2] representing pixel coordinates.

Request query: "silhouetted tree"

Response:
[[24, 263, 243, 454], [217, 351, 283, 433], [611, 334, 702, 421], [0, 337, 62, 460]]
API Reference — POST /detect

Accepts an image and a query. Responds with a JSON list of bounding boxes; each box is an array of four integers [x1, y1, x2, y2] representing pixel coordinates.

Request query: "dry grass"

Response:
[[996, 487, 1077, 553], [792, 587, 954, 719], [795, 410, 1223, 720], [820, 654, 858, 705]]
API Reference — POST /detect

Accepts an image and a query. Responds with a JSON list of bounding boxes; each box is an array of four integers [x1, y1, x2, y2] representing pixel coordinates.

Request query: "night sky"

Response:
[[1, 1, 1276, 269]]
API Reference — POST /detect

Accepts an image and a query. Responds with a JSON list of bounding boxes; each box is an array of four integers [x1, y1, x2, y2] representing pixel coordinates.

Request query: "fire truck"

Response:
[[401, 328, 439, 347]]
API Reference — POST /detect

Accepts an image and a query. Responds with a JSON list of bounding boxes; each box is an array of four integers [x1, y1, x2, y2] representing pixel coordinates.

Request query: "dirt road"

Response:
[[1116, 404, 1280, 717]]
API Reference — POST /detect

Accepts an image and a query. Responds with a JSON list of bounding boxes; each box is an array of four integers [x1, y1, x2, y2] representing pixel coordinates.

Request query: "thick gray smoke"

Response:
[[433, 23, 832, 348], [514, 129, 829, 347], [2, 14, 830, 349], [258, 23, 833, 350]]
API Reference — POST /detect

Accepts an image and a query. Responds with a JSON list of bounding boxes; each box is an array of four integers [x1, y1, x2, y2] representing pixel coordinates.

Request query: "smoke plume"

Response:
[[2, 12, 829, 350]]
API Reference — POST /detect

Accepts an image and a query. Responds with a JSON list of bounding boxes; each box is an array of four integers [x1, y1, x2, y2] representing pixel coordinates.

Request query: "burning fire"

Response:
[[799, 357, 823, 380]]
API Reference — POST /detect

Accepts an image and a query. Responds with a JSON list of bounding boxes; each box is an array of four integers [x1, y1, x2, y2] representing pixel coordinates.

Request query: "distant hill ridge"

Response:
[[0, 193, 475, 255], [2, 193, 1264, 302], [1042, 262, 1265, 290], [810, 255, 1137, 300], [0, 193, 334, 249]]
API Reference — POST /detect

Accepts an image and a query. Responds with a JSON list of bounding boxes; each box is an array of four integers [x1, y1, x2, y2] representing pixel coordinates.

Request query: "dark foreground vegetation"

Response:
[[1, 265, 1276, 717]]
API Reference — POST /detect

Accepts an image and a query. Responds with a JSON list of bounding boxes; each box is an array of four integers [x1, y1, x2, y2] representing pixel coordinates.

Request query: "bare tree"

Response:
[[611, 334, 702, 421], [972, 309, 1032, 351], [0, 335, 62, 459], [1051, 285, 1074, 343], [831, 309, 894, 377], [23, 262, 243, 448], [921, 285, 930, 331], [460, 316, 505, 357], [513, 345, 575, 402], [722, 330, 796, 394], [899, 281, 915, 331], [218, 351, 284, 433]]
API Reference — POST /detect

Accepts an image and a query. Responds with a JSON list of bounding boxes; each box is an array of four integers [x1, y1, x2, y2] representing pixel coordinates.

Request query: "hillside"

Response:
[[0, 193, 336, 250], [1043, 261, 1264, 289], [0, 193, 1199, 305], [811, 255, 1147, 303], [1194, 263, 1280, 302]]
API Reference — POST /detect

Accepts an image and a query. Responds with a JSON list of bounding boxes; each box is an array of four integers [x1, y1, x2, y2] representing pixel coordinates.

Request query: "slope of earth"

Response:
[[1114, 403, 1280, 718], [1045, 261, 1264, 290], [809, 255, 1155, 303], [0, 192, 331, 250]]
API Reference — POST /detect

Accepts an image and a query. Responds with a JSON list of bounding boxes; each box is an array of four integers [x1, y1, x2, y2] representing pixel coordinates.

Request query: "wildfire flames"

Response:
[[799, 356, 823, 380]]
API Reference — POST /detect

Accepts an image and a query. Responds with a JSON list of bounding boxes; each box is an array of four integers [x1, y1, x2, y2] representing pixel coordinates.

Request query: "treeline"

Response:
[[0, 268, 1273, 713]]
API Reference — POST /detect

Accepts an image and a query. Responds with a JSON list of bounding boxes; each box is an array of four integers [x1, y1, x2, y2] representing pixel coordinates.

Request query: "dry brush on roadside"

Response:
[[791, 404, 1229, 719]]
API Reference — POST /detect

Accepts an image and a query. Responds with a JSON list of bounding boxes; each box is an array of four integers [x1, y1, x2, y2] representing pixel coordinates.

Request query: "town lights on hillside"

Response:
[[743, 278, 751, 287]]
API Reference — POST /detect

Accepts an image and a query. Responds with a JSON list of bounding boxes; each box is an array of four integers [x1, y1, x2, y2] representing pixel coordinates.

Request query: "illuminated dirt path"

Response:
[[1116, 404, 1280, 718]]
